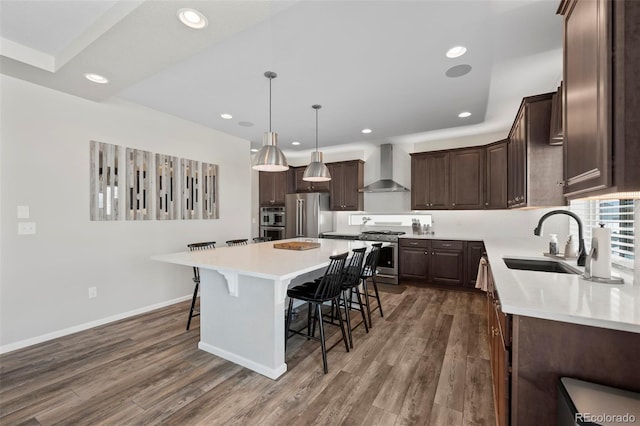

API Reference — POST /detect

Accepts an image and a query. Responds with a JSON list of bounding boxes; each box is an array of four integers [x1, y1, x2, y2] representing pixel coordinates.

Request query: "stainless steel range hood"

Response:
[[359, 144, 410, 193]]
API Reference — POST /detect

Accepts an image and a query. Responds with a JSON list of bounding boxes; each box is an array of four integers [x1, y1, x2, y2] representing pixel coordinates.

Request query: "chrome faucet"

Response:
[[534, 210, 586, 266]]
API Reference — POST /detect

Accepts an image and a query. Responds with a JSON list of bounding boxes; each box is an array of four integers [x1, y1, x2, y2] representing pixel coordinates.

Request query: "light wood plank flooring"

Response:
[[0, 284, 495, 425]]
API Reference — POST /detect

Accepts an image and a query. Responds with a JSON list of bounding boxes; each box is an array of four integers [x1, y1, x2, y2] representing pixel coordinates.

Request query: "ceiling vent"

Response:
[[359, 144, 410, 193]]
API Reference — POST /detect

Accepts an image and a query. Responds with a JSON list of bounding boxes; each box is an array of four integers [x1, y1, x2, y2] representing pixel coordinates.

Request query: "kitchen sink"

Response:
[[503, 258, 581, 274]]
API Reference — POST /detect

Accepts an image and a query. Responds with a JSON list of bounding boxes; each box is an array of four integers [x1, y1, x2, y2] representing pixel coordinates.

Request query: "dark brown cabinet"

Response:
[[485, 141, 508, 209], [430, 240, 465, 286], [293, 167, 330, 193], [549, 83, 563, 145], [410, 151, 450, 210], [558, 0, 640, 198], [399, 238, 477, 290], [328, 160, 364, 211], [507, 93, 564, 209], [258, 170, 289, 206], [487, 281, 511, 426], [398, 239, 431, 280], [465, 241, 485, 289], [450, 147, 485, 209]]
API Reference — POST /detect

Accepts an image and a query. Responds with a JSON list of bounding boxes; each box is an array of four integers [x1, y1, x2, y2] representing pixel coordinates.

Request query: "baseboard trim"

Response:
[[0, 295, 192, 354], [198, 341, 287, 380]]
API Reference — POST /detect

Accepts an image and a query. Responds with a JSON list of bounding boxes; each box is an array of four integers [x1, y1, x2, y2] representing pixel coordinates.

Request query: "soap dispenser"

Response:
[[549, 234, 558, 255], [564, 235, 577, 258]]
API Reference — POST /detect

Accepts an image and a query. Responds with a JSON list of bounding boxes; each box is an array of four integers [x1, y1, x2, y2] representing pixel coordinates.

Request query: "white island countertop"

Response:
[[483, 237, 639, 333], [152, 237, 368, 281]]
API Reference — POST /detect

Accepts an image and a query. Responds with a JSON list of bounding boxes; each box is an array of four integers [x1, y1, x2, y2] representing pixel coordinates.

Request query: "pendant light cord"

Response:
[[315, 108, 319, 153], [269, 76, 272, 132]]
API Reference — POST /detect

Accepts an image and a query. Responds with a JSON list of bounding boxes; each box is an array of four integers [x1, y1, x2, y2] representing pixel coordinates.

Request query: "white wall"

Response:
[[0, 76, 252, 351]]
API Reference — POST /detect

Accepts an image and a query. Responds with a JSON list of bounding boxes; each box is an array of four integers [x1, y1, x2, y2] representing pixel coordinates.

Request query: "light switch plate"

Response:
[[18, 222, 36, 235], [17, 206, 30, 219]]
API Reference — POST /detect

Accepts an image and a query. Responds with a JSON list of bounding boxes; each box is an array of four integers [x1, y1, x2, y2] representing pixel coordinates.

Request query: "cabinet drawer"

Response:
[[399, 238, 430, 248], [432, 240, 463, 251]]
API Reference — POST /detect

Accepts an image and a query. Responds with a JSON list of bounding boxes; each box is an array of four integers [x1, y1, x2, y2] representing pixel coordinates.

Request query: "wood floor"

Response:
[[0, 284, 495, 426]]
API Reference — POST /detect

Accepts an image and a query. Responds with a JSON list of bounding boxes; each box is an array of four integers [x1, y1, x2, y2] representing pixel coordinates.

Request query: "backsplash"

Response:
[[334, 207, 571, 252]]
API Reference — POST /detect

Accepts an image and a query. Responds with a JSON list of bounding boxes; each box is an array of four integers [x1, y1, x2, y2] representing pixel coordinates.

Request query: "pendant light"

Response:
[[252, 71, 289, 172], [303, 104, 331, 182]]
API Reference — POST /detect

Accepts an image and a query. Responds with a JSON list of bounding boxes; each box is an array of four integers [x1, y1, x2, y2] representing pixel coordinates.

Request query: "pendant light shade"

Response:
[[252, 71, 288, 172], [303, 104, 331, 182]]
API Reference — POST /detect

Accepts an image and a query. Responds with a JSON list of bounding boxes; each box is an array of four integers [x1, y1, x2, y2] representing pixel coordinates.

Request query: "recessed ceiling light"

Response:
[[361, 128, 372, 134], [458, 111, 472, 118], [446, 46, 467, 58], [250, 148, 259, 153], [291, 141, 301, 146], [177, 8, 208, 29], [84, 73, 109, 84], [220, 113, 232, 120]]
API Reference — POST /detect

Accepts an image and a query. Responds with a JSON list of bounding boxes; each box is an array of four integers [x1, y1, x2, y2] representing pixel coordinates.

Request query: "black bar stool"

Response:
[[359, 243, 384, 327], [285, 252, 350, 374], [185, 241, 216, 330], [226, 239, 248, 246], [337, 247, 369, 348], [253, 236, 272, 243]]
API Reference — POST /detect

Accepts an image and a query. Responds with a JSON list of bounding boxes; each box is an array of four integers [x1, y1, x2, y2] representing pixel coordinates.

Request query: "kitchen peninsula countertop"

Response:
[[482, 237, 639, 334]]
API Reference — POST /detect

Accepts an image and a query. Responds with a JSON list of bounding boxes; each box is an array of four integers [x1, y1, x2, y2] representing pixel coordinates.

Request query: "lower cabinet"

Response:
[[399, 238, 482, 290], [487, 279, 511, 426]]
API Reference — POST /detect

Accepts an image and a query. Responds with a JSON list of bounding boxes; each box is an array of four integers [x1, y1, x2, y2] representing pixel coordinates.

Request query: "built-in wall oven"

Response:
[[260, 207, 285, 241], [260, 207, 285, 227]]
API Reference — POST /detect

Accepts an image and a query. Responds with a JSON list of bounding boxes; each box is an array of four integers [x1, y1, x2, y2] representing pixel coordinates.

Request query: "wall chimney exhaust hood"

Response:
[[359, 144, 410, 193]]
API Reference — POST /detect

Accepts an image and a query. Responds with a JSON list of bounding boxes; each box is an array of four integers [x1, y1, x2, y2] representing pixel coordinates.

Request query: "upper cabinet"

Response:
[[328, 160, 364, 211], [293, 166, 330, 193], [507, 93, 564, 209], [411, 146, 488, 210], [549, 83, 563, 145], [485, 141, 508, 209], [258, 170, 289, 206], [450, 147, 485, 209], [558, 0, 640, 198], [411, 151, 450, 210]]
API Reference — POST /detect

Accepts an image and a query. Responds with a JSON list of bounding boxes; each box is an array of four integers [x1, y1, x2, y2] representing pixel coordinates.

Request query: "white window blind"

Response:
[[569, 199, 636, 269]]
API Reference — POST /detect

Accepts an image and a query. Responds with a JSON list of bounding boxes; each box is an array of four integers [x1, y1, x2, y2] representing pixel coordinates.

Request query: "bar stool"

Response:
[[226, 239, 248, 246], [186, 241, 216, 330], [285, 252, 350, 374], [337, 247, 369, 348], [359, 243, 384, 327]]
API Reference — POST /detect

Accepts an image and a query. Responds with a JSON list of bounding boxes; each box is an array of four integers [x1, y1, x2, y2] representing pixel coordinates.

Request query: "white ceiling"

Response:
[[0, 0, 563, 156]]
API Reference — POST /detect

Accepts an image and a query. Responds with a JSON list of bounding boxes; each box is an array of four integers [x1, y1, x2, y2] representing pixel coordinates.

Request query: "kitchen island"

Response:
[[152, 238, 367, 379]]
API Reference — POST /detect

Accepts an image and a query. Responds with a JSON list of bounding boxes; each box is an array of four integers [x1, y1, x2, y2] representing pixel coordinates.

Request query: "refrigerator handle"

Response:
[[297, 199, 305, 236]]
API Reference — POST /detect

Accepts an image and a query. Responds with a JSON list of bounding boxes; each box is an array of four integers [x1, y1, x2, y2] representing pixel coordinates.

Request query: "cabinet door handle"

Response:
[[485, 202, 489, 206], [409, 242, 419, 245], [424, 251, 429, 255], [441, 243, 452, 247], [452, 203, 456, 206]]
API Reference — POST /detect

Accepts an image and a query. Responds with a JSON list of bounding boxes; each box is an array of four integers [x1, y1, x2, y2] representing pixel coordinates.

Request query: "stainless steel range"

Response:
[[359, 230, 405, 285]]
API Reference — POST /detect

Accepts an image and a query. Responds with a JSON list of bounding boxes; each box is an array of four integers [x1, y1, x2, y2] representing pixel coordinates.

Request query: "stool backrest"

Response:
[[343, 247, 367, 288], [187, 242, 216, 282], [314, 252, 348, 300], [253, 236, 272, 243], [363, 243, 382, 277], [188, 241, 216, 251], [226, 239, 248, 246]]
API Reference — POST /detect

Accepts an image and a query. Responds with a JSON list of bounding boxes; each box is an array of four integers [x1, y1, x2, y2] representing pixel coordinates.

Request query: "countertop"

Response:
[[152, 238, 368, 281], [483, 237, 639, 333]]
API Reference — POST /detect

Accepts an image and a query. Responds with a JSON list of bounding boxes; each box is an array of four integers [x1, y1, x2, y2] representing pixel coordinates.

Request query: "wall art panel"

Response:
[[202, 162, 219, 219], [181, 158, 201, 219], [126, 148, 151, 220], [155, 153, 178, 220], [90, 140, 120, 220]]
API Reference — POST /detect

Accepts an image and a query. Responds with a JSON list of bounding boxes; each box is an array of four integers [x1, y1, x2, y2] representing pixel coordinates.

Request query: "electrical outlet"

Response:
[[88, 287, 97, 299], [18, 222, 36, 235]]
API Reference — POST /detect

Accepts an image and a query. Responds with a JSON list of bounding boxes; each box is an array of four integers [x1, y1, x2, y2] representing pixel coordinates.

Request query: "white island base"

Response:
[[153, 238, 368, 379], [197, 269, 291, 379]]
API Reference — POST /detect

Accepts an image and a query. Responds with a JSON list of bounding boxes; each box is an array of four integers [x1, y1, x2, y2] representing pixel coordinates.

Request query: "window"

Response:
[[569, 199, 636, 270]]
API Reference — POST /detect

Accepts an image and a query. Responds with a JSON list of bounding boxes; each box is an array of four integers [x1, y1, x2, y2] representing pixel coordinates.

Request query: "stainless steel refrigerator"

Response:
[[285, 193, 333, 238]]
